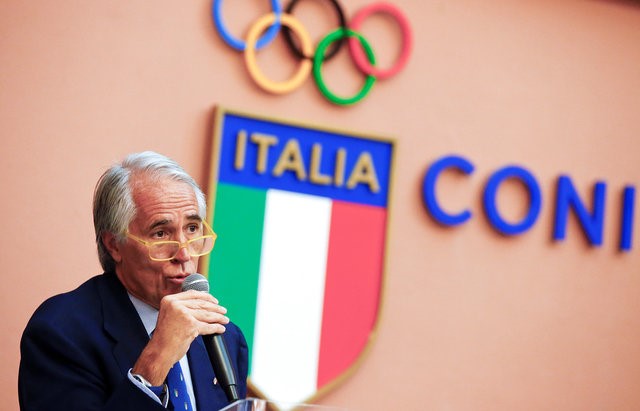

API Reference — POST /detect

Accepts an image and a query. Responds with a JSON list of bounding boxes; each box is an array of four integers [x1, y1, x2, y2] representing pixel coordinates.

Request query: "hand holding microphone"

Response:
[[182, 273, 240, 402], [132, 275, 230, 387]]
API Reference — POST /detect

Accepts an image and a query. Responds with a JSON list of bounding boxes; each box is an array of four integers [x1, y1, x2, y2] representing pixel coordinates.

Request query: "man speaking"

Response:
[[18, 151, 248, 410]]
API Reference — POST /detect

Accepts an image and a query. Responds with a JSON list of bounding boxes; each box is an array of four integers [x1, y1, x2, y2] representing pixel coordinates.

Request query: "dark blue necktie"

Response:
[[167, 360, 193, 411]]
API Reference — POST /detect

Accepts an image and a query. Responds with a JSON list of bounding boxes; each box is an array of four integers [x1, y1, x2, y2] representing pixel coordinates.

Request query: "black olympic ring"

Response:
[[281, 0, 347, 62]]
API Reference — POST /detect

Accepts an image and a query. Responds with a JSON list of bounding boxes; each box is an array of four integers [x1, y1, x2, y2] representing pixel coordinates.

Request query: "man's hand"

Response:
[[131, 290, 229, 385]]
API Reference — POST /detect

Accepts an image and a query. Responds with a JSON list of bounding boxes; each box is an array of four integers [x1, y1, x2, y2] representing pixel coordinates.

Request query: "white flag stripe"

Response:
[[250, 189, 332, 405]]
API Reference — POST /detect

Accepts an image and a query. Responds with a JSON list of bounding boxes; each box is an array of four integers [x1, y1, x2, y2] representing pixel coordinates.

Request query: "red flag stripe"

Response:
[[317, 200, 387, 386]]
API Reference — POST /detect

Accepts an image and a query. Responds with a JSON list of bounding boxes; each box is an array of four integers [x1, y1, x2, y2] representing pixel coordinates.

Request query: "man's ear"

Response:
[[101, 232, 123, 263]]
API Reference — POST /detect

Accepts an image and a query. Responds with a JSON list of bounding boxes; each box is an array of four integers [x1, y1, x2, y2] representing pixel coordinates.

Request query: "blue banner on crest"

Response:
[[216, 112, 393, 207]]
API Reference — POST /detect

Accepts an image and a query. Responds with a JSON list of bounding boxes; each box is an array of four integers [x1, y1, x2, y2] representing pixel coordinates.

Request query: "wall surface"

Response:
[[2, 0, 640, 410]]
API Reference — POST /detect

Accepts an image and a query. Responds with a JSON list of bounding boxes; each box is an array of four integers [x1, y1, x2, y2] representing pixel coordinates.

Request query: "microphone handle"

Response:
[[203, 333, 239, 402]]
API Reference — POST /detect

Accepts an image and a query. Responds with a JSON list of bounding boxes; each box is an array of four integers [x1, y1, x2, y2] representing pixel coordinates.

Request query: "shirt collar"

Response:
[[127, 293, 158, 337]]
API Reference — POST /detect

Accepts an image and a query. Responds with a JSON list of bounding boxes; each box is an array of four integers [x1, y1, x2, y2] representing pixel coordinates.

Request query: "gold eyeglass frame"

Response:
[[126, 220, 217, 261]]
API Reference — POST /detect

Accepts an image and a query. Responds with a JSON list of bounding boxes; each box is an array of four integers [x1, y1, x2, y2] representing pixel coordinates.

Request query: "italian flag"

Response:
[[205, 182, 387, 405]]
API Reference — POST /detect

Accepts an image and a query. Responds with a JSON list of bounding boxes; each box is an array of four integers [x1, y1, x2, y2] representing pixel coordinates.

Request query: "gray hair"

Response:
[[93, 151, 207, 272]]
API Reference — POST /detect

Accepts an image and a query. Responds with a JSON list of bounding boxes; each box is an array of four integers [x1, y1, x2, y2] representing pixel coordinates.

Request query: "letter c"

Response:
[[422, 155, 474, 226]]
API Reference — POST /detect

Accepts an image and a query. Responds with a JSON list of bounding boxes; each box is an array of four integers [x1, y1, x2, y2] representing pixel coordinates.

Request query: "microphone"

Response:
[[182, 273, 239, 402]]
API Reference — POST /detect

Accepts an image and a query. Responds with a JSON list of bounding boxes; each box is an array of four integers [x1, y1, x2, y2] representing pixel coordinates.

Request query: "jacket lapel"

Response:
[[98, 272, 150, 375]]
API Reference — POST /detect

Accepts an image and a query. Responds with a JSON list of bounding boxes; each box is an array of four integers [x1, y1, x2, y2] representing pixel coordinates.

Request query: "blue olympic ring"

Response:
[[212, 0, 282, 51]]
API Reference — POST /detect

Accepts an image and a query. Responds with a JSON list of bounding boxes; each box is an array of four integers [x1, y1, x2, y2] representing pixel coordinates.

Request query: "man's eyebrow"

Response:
[[146, 215, 202, 231], [148, 219, 170, 231]]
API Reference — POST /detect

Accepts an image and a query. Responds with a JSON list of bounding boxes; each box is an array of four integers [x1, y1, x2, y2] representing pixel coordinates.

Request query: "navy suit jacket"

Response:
[[19, 271, 248, 411]]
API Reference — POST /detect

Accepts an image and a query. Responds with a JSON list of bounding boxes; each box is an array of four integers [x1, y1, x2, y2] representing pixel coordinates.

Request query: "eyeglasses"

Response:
[[126, 220, 217, 261]]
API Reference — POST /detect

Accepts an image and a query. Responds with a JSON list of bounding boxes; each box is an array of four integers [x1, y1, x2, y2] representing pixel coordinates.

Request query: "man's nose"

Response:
[[172, 242, 191, 262]]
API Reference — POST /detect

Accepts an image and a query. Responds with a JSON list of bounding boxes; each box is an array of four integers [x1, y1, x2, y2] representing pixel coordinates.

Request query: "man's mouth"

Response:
[[168, 274, 190, 284]]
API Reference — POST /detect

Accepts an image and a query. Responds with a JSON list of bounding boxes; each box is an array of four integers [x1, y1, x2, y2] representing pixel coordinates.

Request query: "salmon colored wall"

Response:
[[2, 0, 640, 409]]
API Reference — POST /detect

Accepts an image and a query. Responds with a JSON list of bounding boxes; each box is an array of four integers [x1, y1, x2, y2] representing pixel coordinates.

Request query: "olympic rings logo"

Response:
[[212, 0, 413, 106]]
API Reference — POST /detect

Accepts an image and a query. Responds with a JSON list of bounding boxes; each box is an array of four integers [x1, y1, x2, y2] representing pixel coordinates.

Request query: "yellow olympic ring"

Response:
[[244, 13, 313, 95]]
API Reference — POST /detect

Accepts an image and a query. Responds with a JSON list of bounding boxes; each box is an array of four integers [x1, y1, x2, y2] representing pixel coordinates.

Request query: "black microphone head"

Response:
[[182, 273, 210, 293]]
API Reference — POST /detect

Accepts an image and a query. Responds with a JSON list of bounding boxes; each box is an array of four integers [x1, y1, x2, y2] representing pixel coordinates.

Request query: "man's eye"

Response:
[[187, 224, 199, 233], [152, 230, 166, 239]]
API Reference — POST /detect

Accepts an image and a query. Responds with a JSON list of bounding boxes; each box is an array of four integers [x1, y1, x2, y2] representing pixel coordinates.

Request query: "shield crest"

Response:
[[202, 107, 394, 407]]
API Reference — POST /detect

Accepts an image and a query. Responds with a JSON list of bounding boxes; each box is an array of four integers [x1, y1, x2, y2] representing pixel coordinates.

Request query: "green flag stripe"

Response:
[[207, 183, 266, 373]]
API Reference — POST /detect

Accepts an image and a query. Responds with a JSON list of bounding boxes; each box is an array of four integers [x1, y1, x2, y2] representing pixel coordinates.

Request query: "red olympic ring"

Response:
[[347, 2, 413, 80], [212, 0, 412, 105]]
